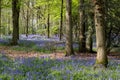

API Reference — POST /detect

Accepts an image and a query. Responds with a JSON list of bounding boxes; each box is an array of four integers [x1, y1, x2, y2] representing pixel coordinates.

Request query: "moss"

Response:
[[94, 59, 108, 69]]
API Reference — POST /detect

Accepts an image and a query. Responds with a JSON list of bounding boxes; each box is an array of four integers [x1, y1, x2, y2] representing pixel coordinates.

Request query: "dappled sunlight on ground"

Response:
[[0, 46, 119, 62], [0, 45, 120, 80]]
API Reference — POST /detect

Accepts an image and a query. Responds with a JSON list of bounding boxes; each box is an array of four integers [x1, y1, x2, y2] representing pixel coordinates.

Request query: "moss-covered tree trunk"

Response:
[[11, 0, 20, 45], [94, 0, 108, 68], [79, 0, 86, 53], [65, 0, 74, 56]]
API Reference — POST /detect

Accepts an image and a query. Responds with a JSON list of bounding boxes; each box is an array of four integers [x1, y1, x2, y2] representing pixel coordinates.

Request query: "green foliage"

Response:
[[9, 41, 57, 53], [37, 29, 46, 35], [1, 0, 12, 8], [51, 26, 59, 35], [110, 47, 120, 53]]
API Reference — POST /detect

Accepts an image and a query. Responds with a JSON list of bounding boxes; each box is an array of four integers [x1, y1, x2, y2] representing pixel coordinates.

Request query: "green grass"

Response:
[[0, 40, 65, 53], [111, 47, 120, 53], [0, 39, 120, 53]]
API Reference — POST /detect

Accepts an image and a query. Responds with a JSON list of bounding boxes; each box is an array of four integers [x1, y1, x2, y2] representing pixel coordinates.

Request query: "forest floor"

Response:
[[0, 34, 120, 61], [0, 35, 120, 79], [0, 46, 120, 63]]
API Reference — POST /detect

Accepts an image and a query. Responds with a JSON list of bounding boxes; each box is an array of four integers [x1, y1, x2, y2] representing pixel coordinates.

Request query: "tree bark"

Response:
[[47, 2, 50, 38], [26, 0, 30, 37], [59, 0, 63, 40], [36, 7, 40, 34], [86, 26, 93, 52], [65, 0, 74, 56], [0, 0, 1, 37], [86, 12, 94, 53], [31, 0, 35, 34], [79, 0, 86, 53], [104, 0, 111, 54], [31, 12, 35, 34], [11, 0, 20, 45], [47, 12, 50, 38], [93, 0, 108, 68]]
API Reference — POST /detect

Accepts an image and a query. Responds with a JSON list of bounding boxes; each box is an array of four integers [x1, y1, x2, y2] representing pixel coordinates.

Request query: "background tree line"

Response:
[[0, 0, 120, 68]]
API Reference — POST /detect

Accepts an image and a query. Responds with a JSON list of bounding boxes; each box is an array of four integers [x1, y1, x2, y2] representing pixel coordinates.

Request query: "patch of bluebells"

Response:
[[0, 54, 120, 80]]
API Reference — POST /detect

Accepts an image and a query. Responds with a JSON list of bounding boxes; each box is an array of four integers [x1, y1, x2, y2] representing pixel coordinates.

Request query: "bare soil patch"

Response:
[[0, 46, 120, 61]]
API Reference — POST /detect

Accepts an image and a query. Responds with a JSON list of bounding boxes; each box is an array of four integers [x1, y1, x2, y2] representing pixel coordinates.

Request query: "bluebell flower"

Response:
[[109, 77, 113, 80], [66, 70, 71, 74], [11, 77, 14, 80]]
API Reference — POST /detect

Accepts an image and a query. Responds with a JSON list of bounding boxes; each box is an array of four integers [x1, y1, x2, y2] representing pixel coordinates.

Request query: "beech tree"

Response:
[[79, 0, 86, 52], [26, 0, 30, 37], [93, 0, 108, 68], [86, 13, 94, 53], [11, 0, 20, 45], [0, 0, 1, 37], [59, 0, 64, 40], [47, 1, 50, 38], [65, 0, 74, 56]]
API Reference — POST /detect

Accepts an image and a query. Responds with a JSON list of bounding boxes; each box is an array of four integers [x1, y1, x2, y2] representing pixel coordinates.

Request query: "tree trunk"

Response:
[[11, 0, 20, 45], [8, 16, 11, 35], [94, 0, 108, 68], [0, 0, 1, 37], [59, 0, 63, 40], [104, 0, 111, 54], [26, 0, 30, 37], [47, 12, 50, 38], [86, 27, 93, 52], [86, 12, 94, 53], [31, 11, 35, 34], [36, 7, 40, 34], [31, 0, 35, 34], [79, 0, 86, 53], [21, 7, 26, 34], [65, 0, 74, 56], [47, 2, 50, 38], [32, 13, 35, 34]]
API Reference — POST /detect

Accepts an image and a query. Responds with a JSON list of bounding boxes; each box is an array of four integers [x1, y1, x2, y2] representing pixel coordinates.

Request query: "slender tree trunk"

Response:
[[65, 0, 74, 56], [86, 12, 94, 53], [86, 27, 93, 52], [36, 8, 39, 34], [7, 12, 9, 35], [8, 17, 11, 35], [26, 0, 30, 37], [94, 0, 108, 68], [59, 0, 63, 40], [0, 0, 1, 37], [47, 13, 50, 38], [47, 3, 50, 38], [32, 13, 34, 34], [31, 10, 34, 34], [11, 0, 20, 45], [79, 0, 86, 53], [21, 7, 26, 34], [36, 6, 41, 32], [104, 0, 111, 54], [31, 0, 35, 34], [26, 9, 29, 37]]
